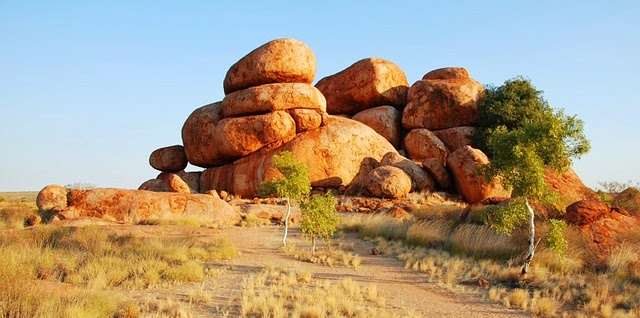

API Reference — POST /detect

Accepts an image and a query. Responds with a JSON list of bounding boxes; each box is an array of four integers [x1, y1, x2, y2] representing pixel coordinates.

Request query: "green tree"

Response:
[[258, 151, 311, 247], [474, 77, 590, 274], [300, 193, 340, 255]]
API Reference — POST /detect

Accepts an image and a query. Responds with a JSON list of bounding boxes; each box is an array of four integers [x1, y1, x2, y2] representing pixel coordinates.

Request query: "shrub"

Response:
[[546, 219, 568, 260], [301, 193, 340, 254]]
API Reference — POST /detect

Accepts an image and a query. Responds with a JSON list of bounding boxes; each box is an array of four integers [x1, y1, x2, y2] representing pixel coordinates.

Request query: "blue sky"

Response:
[[1, 1, 638, 191]]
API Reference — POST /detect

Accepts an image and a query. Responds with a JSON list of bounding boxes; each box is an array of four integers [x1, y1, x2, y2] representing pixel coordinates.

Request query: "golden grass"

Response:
[[239, 266, 418, 318], [0, 201, 37, 229], [284, 244, 362, 268], [0, 225, 237, 316], [344, 207, 640, 317]]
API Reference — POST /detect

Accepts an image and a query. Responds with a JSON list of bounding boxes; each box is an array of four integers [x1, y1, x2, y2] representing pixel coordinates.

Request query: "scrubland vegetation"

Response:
[[341, 207, 640, 317]]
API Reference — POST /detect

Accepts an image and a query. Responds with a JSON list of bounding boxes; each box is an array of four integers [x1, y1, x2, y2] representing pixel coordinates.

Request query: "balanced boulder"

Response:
[[403, 129, 448, 164], [316, 58, 409, 115], [216, 111, 296, 158], [365, 166, 412, 198], [402, 67, 483, 130], [182, 102, 229, 168], [380, 152, 435, 192], [352, 106, 402, 149], [149, 145, 188, 173], [221, 83, 326, 118], [447, 146, 509, 204], [223, 38, 316, 94], [200, 116, 397, 198]]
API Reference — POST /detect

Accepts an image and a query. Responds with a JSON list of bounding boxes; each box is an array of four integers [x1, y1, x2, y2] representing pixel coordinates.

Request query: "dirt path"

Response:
[[195, 225, 528, 317]]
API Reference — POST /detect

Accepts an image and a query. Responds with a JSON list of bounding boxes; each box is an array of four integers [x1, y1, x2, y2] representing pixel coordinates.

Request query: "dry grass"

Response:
[[0, 201, 37, 229], [239, 266, 418, 318], [0, 225, 237, 317], [284, 244, 362, 268], [344, 208, 640, 317]]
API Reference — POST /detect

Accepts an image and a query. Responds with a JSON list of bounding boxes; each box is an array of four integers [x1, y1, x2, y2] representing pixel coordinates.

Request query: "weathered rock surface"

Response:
[[216, 111, 296, 158], [352, 106, 402, 149], [545, 167, 599, 203], [447, 146, 509, 204], [200, 116, 398, 198], [287, 108, 326, 133], [221, 83, 326, 118], [365, 166, 412, 198], [316, 58, 409, 115], [181, 102, 229, 167], [149, 145, 188, 173], [36, 184, 68, 212], [344, 157, 380, 196], [432, 126, 475, 152], [402, 68, 483, 130], [566, 200, 640, 259], [380, 152, 435, 192], [138, 179, 166, 192], [403, 129, 448, 164], [423, 158, 452, 189], [223, 38, 316, 94], [58, 188, 241, 226], [240, 204, 302, 225]]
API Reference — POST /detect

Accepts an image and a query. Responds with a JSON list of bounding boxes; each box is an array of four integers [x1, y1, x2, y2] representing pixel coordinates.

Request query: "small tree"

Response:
[[474, 77, 590, 274], [257, 151, 311, 247], [300, 193, 340, 255]]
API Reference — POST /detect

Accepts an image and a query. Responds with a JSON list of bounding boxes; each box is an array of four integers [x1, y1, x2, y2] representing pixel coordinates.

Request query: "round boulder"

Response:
[[181, 102, 229, 168], [221, 83, 326, 118], [224, 38, 316, 94], [423, 67, 470, 80], [402, 67, 483, 130], [403, 129, 448, 164], [565, 200, 610, 226], [149, 145, 188, 173], [316, 58, 409, 115], [365, 166, 412, 198], [36, 184, 68, 212], [352, 106, 402, 149], [447, 146, 510, 204], [380, 152, 435, 192], [432, 126, 475, 152]]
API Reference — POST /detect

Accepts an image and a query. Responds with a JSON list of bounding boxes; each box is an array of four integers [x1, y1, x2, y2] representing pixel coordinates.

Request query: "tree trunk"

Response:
[[312, 236, 317, 255], [282, 198, 291, 247], [521, 198, 536, 275]]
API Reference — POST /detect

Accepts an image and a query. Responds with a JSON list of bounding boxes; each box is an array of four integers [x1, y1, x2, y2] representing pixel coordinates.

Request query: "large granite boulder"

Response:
[[352, 106, 402, 149], [36, 184, 68, 212], [432, 126, 475, 152], [402, 67, 483, 130], [223, 38, 316, 94], [216, 111, 296, 158], [57, 188, 241, 226], [181, 102, 229, 167], [365, 166, 412, 198], [200, 116, 398, 198], [447, 146, 509, 204], [221, 83, 326, 118], [316, 58, 409, 115], [403, 128, 448, 164], [149, 145, 188, 173], [422, 158, 452, 189]]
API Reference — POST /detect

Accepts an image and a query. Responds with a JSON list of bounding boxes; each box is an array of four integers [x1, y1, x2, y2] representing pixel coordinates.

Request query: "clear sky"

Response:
[[1, 1, 638, 191]]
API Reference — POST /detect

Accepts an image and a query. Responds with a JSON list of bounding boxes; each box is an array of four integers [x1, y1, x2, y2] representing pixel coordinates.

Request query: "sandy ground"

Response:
[[112, 224, 528, 317]]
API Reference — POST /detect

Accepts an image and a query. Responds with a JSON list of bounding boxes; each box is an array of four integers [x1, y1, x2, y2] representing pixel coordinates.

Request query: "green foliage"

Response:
[[301, 193, 340, 245], [474, 77, 590, 201], [546, 219, 568, 259], [257, 151, 311, 200], [486, 200, 529, 236]]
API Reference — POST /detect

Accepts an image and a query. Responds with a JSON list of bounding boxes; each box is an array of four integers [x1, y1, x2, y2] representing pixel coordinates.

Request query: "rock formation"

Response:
[[365, 166, 412, 198], [447, 146, 509, 204], [403, 128, 448, 164], [149, 145, 188, 173], [352, 106, 402, 149]]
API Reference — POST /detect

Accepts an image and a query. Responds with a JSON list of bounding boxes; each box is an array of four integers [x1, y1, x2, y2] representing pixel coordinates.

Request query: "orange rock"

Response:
[[36, 184, 68, 212], [545, 167, 599, 203], [287, 108, 326, 133], [316, 58, 409, 115], [565, 200, 609, 226], [402, 68, 483, 130], [62, 188, 241, 226], [447, 146, 510, 204], [403, 128, 448, 164], [432, 126, 475, 152], [157, 171, 201, 193], [221, 83, 326, 118], [216, 111, 297, 158], [25, 213, 42, 226], [181, 102, 230, 168], [224, 38, 316, 94], [149, 145, 188, 173], [422, 158, 452, 189], [365, 166, 412, 198], [423, 67, 470, 80], [138, 179, 166, 192], [200, 116, 397, 197], [352, 106, 402, 149], [388, 206, 412, 220], [380, 152, 435, 192]]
